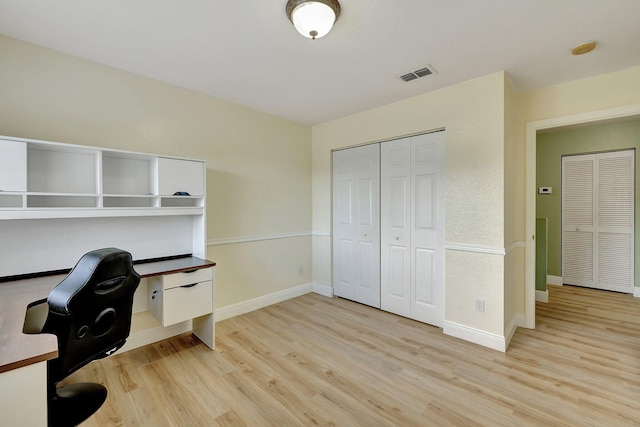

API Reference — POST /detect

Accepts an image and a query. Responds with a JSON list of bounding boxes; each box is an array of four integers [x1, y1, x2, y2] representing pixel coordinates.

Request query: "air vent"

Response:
[[400, 73, 418, 82], [400, 65, 436, 82]]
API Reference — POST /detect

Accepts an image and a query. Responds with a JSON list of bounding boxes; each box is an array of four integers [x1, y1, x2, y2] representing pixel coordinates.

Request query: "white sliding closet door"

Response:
[[562, 150, 634, 293], [381, 132, 445, 326], [332, 144, 381, 308]]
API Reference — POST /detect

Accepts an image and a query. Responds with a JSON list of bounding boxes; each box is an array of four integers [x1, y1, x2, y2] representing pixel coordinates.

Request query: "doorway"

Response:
[[524, 105, 640, 328]]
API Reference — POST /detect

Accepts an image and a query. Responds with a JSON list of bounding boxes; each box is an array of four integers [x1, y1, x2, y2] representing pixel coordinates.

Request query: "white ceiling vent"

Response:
[[400, 65, 436, 82]]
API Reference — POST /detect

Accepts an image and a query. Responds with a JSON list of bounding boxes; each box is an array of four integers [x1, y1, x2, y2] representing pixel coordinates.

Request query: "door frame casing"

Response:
[[525, 104, 640, 328]]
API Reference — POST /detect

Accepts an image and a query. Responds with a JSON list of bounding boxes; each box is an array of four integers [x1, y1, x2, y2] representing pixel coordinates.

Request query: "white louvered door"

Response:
[[562, 150, 634, 293]]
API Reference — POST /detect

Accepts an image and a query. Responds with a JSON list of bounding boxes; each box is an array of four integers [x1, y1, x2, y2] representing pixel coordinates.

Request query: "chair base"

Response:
[[49, 382, 107, 427]]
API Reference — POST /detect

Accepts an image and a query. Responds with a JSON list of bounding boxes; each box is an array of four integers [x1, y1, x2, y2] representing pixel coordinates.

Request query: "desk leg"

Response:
[[192, 313, 215, 350]]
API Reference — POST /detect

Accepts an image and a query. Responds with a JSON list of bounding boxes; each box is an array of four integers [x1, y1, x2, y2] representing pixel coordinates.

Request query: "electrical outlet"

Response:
[[298, 266, 304, 276], [475, 298, 485, 312]]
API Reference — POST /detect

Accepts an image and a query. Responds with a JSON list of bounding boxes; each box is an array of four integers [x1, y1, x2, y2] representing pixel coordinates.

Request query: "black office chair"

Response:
[[23, 248, 140, 427]]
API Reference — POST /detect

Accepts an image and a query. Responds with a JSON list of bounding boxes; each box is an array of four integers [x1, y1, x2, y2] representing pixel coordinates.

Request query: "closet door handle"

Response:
[[394, 236, 400, 240], [362, 232, 367, 237]]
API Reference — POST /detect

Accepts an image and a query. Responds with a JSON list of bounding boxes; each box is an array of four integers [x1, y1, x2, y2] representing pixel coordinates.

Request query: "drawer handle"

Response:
[[180, 283, 198, 289], [183, 269, 199, 274]]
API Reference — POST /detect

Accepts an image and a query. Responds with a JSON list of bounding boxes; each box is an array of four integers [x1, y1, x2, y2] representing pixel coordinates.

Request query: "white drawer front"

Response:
[[162, 280, 213, 326], [163, 268, 212, 290]]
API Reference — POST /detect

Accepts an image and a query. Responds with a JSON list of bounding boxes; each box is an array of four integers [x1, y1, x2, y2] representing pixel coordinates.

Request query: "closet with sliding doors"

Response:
[[332, 131, 445, 327]]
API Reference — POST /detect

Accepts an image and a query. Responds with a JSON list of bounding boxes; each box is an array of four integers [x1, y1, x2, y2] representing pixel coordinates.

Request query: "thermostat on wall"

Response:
[[538, 187, 552, 194]]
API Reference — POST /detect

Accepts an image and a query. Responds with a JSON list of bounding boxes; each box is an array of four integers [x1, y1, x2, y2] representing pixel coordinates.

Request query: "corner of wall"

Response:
[[443, 321, 508, 353]]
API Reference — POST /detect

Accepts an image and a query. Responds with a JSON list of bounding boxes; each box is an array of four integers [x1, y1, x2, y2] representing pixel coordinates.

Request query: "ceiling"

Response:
[[1, 0, 639, 126]]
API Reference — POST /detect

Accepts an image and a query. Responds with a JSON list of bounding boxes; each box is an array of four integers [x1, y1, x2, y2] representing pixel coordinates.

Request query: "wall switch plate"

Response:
[[538, 187, 552, 194], [475, 298, 485, 312]]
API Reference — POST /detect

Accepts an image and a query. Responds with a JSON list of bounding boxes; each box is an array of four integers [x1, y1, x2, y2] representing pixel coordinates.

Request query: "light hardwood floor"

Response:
[[68, 285, 640, 426]]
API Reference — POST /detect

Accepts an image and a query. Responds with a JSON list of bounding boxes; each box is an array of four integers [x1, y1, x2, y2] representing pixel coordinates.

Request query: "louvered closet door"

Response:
[[332, 145, 381, 307], [562, 150, 634, 293], [596, 151, 634, 293], [562, 155, 596, 288]]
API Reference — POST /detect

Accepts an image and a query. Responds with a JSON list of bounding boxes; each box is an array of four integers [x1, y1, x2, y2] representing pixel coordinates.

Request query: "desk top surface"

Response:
[[0, 256, 215, 374]]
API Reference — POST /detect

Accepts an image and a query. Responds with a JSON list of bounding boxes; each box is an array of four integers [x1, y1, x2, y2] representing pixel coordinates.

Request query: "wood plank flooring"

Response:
[[68, 285, 640, 426]]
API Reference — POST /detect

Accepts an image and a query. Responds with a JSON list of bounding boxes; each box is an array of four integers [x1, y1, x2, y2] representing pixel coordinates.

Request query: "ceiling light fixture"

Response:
[[572, 41, 597, 55], [286, 0, 341, 40]]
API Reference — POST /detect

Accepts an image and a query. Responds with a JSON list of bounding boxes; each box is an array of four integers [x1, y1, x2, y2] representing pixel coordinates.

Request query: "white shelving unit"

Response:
[[0, 135, 207, 278]]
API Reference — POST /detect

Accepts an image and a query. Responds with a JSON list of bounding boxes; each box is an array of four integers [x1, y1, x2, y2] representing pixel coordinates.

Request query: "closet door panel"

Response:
[[332, 149, 356, 300], [562, 155, 595, 288], [334, 238, 355, 299], [332, 145, 380, 307], [410, 132, 445, 326], [381, 139, 411, 316], [385, 245, 411, 317], [596, 151, 634, 292], [354, 144, 381, 307], [415, 248, 435, 305]]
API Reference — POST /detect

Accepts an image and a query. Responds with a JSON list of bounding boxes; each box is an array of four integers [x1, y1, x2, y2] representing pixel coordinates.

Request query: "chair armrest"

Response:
[[23, 298, 49, 334]]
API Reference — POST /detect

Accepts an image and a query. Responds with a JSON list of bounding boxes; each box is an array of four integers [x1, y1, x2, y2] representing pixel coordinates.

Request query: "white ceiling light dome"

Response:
[[286, 0, 341, 40]]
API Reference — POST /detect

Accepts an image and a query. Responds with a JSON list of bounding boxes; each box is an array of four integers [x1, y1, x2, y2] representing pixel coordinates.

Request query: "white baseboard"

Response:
[[443, 321, 506, 352], [536, 289, 549, 303], [215, 283, 313, 322], [312, 283, 333, 297], [505, 314, 522, 350], [547, 275, 563, 286], [634, 287, 640, 298]]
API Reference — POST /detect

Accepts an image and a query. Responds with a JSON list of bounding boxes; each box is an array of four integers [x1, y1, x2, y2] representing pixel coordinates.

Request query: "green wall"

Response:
[[536, 118, 640, 288]]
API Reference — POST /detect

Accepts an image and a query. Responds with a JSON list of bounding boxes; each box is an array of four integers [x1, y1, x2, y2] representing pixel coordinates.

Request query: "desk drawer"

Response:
[[163, 268, 212, 290], [162, 280, 213, 326]]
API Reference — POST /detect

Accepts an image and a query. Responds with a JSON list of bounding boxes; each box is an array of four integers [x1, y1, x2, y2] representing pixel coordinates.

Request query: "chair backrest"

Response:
[[42, 248, 140, 384]]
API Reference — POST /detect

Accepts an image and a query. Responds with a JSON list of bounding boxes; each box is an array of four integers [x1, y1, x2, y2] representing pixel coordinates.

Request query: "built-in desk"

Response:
[[0, 256, 215, 426]]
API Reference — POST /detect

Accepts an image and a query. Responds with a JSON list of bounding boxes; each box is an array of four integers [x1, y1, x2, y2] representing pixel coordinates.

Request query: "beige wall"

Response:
[[513, 65, 640, 317], [503, 75, 521, 333], [0, 35, 312, 309], [312, 72, 508, 338], [518, 67, 640, 123]]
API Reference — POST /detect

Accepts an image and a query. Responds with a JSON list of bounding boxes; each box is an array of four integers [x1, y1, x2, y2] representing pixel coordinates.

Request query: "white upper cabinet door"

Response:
[[156, 158, 205, 196], [0, 140, 27, 192], [381, 138, 412, 318], [410, 132, 445, 326]]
